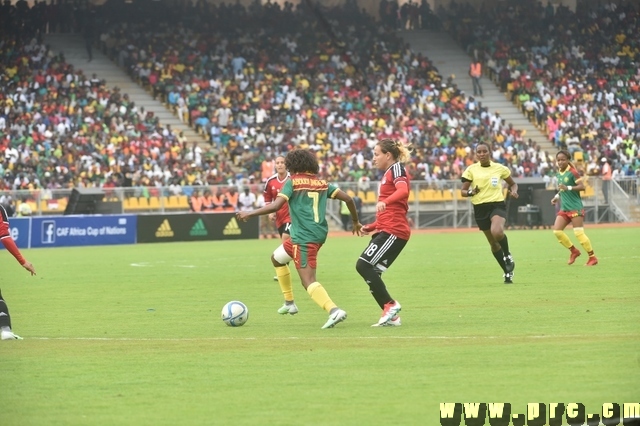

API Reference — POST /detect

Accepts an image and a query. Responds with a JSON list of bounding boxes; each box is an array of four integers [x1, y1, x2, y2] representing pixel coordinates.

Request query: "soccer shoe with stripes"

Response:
[[277, 303, 299, 315], [503, 272, 514, 284], [568, 248, 581, 265], [503, 254, 515, 273], [321, 309, 347, 329], [1, 330, 23, 340], [371, 315, 401, 327], [585, 256, 598, 266], [375, 301, 402, 326]]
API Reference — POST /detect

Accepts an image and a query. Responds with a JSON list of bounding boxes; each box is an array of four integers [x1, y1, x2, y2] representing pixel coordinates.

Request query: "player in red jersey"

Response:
[[0, 205, 37, 341], [264, 155, 292, 241], [357, 139, 412, 327], [263, 155, 297, 312]]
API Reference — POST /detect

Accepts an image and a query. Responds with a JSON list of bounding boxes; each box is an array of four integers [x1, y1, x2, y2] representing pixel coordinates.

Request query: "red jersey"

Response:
[[369, 162, 411, 240], [263, 173, 291, 228]]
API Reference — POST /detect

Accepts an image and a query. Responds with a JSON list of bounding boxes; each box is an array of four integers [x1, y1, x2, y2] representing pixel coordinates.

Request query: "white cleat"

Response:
[[321, 309, 347, 329], [372, 315, 402, 327], [1, 330, 23, 340]]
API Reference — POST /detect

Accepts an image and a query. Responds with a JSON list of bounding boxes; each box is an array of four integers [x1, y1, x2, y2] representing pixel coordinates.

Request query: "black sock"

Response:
[[498, 235, 510, 256], [356, 259, 392, 308], [0, 298, 11, 328], [492, 249, 507, 273]]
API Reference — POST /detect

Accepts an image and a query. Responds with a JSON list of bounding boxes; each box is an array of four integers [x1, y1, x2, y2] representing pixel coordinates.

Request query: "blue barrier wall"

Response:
[[9, 217, 31, 249], [9, 215, 137, 248]]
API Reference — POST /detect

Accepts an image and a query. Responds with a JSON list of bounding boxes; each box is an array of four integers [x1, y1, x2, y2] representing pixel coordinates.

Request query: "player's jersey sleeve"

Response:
[[279, 179, 293, 201], [461, 166, 474, 182], [327, 182, 340, 199], [500, 164, 511, 180], [570, 168, 581, 184], [0, 205, 10, 238], [390, 162, 408, 183]]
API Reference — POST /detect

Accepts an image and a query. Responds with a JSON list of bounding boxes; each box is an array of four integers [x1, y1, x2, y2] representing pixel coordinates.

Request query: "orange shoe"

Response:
[[585, 256, 598, 266], [568, 248, 581, 265]]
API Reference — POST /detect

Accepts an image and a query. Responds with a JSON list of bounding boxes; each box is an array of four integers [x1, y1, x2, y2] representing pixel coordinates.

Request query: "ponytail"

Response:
[[378, 138, 413, 164]]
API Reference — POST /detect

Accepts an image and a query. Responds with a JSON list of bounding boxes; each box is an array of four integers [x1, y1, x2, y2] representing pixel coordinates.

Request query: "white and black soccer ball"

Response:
[[221, 301, 249, 327]]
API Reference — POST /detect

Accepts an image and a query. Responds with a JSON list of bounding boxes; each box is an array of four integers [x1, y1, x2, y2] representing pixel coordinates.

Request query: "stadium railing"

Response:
[[1, 177, 636, 226]]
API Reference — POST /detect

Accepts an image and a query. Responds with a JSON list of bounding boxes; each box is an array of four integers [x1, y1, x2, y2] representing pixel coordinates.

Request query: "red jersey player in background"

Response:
[[262, 155, 296, 314], [1, 204, 37, 340], [357, 139, 412, 327]]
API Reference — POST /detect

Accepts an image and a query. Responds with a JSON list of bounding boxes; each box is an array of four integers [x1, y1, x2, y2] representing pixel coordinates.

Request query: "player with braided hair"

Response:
[[552, 150, 598, 266]]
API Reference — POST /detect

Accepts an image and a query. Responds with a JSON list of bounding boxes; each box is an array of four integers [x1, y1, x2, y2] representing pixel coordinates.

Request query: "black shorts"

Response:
[[358, 231, 408, 272], [278, 222, 292, 237], [473, 201, 507, 231]]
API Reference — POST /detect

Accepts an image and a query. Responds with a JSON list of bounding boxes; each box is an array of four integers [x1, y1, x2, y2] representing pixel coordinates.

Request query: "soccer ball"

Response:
[[221, 301, 249, 327]]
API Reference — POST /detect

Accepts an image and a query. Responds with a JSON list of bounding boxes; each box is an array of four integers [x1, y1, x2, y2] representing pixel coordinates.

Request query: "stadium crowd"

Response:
[[1, 0, 639, 210], [440, 0, 640, 179]]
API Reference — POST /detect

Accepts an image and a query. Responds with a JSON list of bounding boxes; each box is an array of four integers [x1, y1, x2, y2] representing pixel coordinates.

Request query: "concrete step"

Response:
[[399, 29, 555, 153], [44, 34, 208, 146]]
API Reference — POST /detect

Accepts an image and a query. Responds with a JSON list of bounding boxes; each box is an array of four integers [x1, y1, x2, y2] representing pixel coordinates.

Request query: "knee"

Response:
[[270, 254, 283, 267], [356, 258, 373, 276], [573, 227, 585, 238], [553, 229, 564, 238], [492, 226, 505, 241]]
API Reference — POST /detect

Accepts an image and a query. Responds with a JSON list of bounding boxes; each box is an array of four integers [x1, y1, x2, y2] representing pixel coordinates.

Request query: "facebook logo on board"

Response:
[[42, 220, 55, 244]]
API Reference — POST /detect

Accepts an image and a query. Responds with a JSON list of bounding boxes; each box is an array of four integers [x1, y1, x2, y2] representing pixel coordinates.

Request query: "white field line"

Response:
[[26, 334, 639, 342]]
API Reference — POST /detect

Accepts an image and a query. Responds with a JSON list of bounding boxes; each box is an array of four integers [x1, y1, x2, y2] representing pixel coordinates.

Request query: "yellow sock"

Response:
[[306, 282, 337, 313], [573, 228, 593, 253], [553, 230, 573, 248], [275, 265, 294, 302]]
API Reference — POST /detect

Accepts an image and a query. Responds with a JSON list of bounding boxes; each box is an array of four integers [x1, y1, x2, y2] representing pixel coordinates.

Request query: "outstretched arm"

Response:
[[236, 196, 286, 222], [1, 236, 36, 275]]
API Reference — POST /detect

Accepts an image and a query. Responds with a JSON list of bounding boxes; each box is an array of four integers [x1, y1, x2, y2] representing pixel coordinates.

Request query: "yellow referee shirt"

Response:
[[462, 162, 511, 205]]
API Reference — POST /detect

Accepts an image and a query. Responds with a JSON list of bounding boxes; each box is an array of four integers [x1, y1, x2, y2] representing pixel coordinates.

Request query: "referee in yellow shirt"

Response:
[[461, 142, 519, 284]]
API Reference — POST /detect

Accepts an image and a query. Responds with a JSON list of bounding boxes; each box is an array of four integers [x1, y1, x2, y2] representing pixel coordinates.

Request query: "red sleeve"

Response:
[[382, 180, 409, 205], [1, 236, 26, 265], [362, 220, 378, 232]]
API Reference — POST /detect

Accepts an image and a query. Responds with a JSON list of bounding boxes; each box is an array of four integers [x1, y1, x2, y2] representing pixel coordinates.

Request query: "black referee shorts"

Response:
[[473, 201, 507, 231]]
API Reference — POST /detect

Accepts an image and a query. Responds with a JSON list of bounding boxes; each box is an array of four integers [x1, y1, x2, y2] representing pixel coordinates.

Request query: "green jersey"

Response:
[[557, 167, 584, 211], [278, 173, 339, 244]]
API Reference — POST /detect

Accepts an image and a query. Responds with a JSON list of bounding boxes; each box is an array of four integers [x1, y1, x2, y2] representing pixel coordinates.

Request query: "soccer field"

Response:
[[2, 227, 639, 426]]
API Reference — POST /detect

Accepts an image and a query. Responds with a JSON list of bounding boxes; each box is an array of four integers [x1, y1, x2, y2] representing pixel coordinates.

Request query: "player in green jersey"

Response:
[[237, 149, 363, 329], [551, 150, 598, 266]]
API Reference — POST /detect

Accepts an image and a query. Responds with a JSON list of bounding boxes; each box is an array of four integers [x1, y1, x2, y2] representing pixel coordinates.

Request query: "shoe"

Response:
[[375, 301, 402, 326], [503, 254, 515, 273], [277, 303, 299, 315], [585, 256, 598, 266], [568, 248, 581, 265], [321, 308, 347, 329], [1, 330, 23, 340], [503, 272, 514, 284], [372, 315, 401, 327]]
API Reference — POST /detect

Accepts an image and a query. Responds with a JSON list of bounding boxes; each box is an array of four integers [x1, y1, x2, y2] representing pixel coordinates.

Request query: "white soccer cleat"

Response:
[[277, 303, 299, 315], [372, 315, 402, 327], [1, 330, 23, 340], [375, 301, 402, 326], [321, 308, 347, 329]]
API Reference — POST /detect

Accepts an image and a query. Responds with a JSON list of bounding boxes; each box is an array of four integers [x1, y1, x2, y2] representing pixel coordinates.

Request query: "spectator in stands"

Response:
[[469, 58, 483, 97], [238, 187, 256, 212]]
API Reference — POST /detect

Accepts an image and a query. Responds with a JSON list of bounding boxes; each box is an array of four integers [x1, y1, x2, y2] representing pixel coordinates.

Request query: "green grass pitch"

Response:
[[1, 227, 639, 425]]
